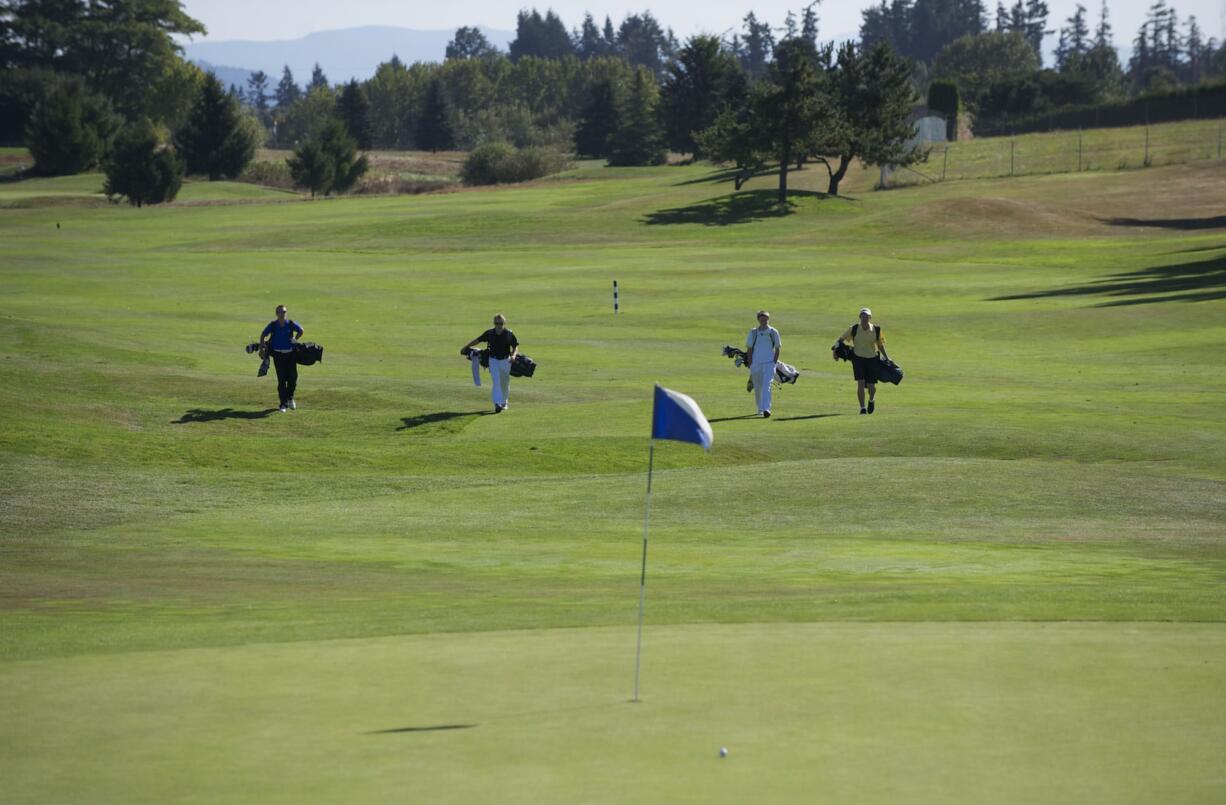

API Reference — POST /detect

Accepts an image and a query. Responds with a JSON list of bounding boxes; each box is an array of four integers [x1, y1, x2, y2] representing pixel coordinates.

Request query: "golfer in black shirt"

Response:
[[463, 314, 519, 413]]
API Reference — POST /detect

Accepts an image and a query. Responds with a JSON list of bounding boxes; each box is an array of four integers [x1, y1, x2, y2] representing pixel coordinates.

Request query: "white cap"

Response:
[[859, 307, 872, 316]]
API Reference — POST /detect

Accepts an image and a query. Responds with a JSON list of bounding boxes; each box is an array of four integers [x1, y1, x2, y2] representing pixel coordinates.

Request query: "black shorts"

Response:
[[851, 354, 880, 383]]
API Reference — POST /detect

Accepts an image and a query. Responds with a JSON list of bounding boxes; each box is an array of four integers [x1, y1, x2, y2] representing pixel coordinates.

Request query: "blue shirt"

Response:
[[262, 319, 303, 351]]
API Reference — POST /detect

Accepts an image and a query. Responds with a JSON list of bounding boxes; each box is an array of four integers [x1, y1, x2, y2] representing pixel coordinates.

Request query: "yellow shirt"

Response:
[[839, 323, 884, 358]]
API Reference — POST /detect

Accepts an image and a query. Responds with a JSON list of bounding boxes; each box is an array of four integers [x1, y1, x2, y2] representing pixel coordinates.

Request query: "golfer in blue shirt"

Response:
[[259, 304, 303, 412]]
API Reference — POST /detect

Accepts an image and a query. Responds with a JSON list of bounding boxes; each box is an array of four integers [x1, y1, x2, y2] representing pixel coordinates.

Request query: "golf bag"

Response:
[[831, 342, 855, 362], [722, 345, 798, 391], [877, 356, 904, 385], [460, 346, 490, 367], [509, 354, 536, 378], [293, 342, 324, 365]]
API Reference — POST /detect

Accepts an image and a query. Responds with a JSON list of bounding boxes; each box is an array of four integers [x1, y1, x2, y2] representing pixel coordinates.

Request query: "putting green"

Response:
[[2, 623, 1223, 804]]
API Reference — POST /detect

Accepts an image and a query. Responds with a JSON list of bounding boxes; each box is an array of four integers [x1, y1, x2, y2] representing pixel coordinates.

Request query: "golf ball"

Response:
[[719, 747, 728, 758]]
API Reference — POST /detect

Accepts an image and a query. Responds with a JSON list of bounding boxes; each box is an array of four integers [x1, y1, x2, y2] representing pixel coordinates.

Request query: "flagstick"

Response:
[[633, 439, 655, 703]]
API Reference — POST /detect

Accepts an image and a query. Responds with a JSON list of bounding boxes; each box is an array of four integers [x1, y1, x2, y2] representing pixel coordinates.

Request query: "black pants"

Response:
[[271, 350, 298, 404]]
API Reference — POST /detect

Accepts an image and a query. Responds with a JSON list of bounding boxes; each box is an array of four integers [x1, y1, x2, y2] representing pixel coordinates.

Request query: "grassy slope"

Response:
[[1, 158, 1224, 802]]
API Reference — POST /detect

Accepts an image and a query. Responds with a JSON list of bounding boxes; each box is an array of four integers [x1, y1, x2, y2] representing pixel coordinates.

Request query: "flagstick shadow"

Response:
[[366, 724, 477, 735]]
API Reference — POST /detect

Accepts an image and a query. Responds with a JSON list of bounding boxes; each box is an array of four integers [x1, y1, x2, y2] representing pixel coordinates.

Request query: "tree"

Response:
[[575, 13, 610, 60], [801, 2, 821, 46], [287, 117, 368, 198], [606, 67, 666, 166], [617, 12, 676, 79], [287, 140, 333, 199], [753, 38, 825, 201], [739, 12, 775, 80], [660, 35, 746, 158], [275, 65, 301, 108], [816, 41, 922, 195], [695, 104, 766, 189], [174, 72, 258, 179], [509, 9, 574, 61], [573, 78, 620, 157], [1055, 4, 1090, 71], [309, 63, 329, 91], [447, 26, 498, 60], [104, 117, 183, 207], [416, 78, 453, 152], [3, 0, 206, 124], [931, 31, 1039, 112], [927, 78, 960, 138], [246, 70, 270, 113], [337, 79, 372, 150], [25, 77, 120, 175]]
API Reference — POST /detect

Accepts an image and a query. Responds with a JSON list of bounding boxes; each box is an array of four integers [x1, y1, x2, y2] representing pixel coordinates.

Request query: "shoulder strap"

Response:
[[851, 323, 858, 337]]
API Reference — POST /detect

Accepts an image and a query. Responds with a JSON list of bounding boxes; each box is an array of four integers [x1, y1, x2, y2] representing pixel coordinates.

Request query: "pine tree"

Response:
[[247, 71, 270, 113], [1094, 0, 1113, 47], [25, 78, 120, 175], [801, 3, 821, 45], [287, 140, 333, 199], [573, 78, 620, 157], [576, 14, 607, 59], [752, 37, 823, 201], [337, 79, 372, 150], [415, 78, 453, 152], [104, 118, 183, 207], [174, 72, 258, 179], [740, 12, 775, 80], [275, 66, 301, 108], [607, 67, 666, 166], [309, 63, 329, 91], [661, 35, 745, 158]]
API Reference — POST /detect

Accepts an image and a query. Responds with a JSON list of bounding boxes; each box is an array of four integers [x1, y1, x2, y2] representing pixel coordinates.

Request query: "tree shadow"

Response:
[[673, 165, 780, 186], [643, 190, 828, 227], [397, 410, 487, 431], [173, 407, 277, 423], [1104, 215, 1226, 231], [990, 253, 1226, 307]]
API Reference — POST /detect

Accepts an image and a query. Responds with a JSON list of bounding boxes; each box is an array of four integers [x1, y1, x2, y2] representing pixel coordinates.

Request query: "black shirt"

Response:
[[477, 328, 519, 360]]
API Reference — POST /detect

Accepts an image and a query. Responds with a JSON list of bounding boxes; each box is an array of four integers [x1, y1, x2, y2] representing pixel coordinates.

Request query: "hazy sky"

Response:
[[179, 0, 1226, 45]]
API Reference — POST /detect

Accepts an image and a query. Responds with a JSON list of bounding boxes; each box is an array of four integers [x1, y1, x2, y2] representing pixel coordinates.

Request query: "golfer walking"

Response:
[[259, 304, 303, 413], [746, 310, 781, 418], [833, 307, 888, 414], [462, 314, 519, 413]]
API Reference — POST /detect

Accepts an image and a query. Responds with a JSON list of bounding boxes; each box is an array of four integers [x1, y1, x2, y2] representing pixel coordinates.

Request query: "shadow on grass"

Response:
[[708, 414, 763, 423], [772, 413, 841, 421], [367, 724, 477, 735], [173, 407, 277, 423], [643, 189, 830, 227], [991, 253, 1226, 307], [1105, 215, 1226, 231], [397, 410, 488, 431], [673, 165, 780, 186]]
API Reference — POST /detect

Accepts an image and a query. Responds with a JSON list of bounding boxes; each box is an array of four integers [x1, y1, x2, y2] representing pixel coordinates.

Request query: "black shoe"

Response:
[[867, 401, 875, 414], [860, 408, 867, 415], [494, 404, 503, 413], [762, 410, 771, 418]]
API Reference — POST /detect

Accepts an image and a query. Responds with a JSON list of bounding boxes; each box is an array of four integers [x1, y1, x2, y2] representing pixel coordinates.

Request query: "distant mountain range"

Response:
[[183, 25, 515, 88]]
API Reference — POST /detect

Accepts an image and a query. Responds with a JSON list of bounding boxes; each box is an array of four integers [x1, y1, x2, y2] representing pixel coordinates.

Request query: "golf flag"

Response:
[[651, 385, 713, 451]]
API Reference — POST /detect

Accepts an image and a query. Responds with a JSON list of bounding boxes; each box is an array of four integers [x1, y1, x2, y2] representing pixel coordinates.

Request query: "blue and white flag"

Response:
[[651, 384, 713, 451]]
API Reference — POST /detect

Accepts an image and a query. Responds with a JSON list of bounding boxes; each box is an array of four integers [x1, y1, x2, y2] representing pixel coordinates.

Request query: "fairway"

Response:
[[2, 156, 1225, 802]]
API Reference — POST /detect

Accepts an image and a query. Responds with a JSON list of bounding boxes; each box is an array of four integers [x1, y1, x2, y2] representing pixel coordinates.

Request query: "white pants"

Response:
[[751, 363, 774, 413], [488, 357, 511, 406]]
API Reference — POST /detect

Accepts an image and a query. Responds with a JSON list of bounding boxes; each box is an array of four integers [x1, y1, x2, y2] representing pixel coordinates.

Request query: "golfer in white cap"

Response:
[[833, 307, 888, 414], [746, 310, 781, 418]]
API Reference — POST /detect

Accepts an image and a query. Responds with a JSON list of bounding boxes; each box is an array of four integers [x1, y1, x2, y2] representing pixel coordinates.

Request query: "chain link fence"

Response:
[[883, 118, 1226, 188]]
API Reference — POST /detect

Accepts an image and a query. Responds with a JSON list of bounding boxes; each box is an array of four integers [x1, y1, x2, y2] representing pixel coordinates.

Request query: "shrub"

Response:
[[239, 160, 294, 189], [460, 142, 571, 185]]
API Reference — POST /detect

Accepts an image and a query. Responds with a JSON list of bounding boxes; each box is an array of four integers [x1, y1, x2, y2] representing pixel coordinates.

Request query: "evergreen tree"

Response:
[[818, 41, 922, 195], [509, 9, 574, 61], [607, 67, 666, 166], [287, 140, 333, 199], [801, 2, 821, 45], [1023, 0, 1050, 64], [751, 37, 824, 201], [337, 79, 372, 150], [447, 27, 498, 60], [174, 72, 258, 179], [246, 70, 270, 113], [275, 65, 301, 108], [1094, 0, 1113, 46], [104, 117, 183, 207], [1056, 4, 1090, 70], [1184, 16, 1203, 84], [617, 12, 675, 78], [317, 117, 368, 194], [309, 63, 329, 91], [602, 16, 618, 54], [739, 12, 775, 80], [26, 77, 120, 175], [416, 78, 453, 152], [573, 78, 620, 157], [660, 35, 746, 158], [576, 14, 608, 60]]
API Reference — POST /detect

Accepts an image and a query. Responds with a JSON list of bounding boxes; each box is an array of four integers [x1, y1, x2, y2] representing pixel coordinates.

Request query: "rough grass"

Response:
[[1, 157, 1224, 802]]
